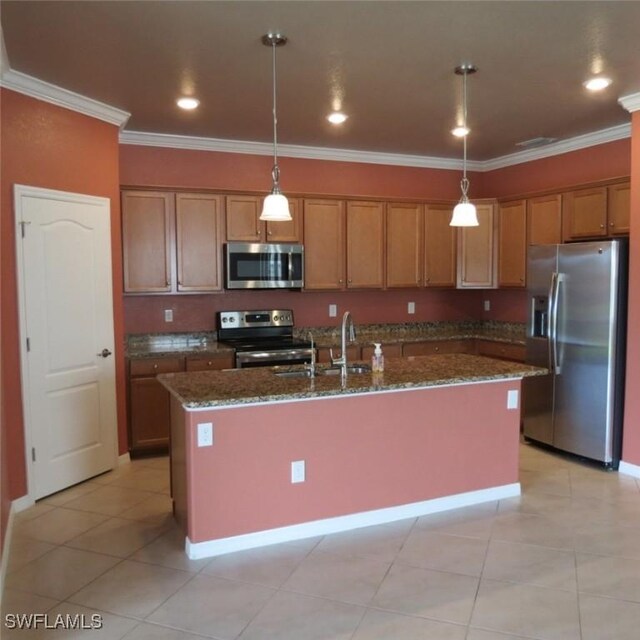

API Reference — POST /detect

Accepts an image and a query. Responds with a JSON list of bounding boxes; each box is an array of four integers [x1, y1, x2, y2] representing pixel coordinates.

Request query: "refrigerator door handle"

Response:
[[550, 272, 564, 375]]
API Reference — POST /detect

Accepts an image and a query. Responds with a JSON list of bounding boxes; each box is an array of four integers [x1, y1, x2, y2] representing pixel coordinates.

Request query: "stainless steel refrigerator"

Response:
[[523, 240, 628, 468]]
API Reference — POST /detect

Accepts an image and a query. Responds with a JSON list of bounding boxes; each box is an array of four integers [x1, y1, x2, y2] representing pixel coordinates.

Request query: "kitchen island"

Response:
[[159, 354, 545, 559]]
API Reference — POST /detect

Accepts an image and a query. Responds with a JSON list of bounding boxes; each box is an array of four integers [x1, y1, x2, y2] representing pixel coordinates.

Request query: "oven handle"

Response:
[[235, 348, 313, 366]]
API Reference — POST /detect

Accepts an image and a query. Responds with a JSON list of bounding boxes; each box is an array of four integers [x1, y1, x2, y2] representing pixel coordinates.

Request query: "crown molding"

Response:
[[118, 130, 476, 171], [482, 123, 631, 171], [619, 92, 640, 113], [0, 66, 630, 170], [0, 69, 130, 128]]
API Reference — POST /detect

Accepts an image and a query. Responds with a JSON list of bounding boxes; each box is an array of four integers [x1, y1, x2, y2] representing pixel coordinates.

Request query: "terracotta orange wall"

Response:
[[182, 381, 521, 543], [622, 112, 640, 466], [479, 138, 631, 199], [0, 89, 126, 554], [119, 145, 470, 200]]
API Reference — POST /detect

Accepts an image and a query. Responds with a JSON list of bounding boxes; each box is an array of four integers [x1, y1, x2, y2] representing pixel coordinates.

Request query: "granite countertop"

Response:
[[127, 321, 525, 359], [158, 353, 545, 409], [126, 332, 234, 359]]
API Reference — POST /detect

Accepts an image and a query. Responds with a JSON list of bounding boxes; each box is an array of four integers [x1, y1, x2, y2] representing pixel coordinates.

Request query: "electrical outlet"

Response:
[[197, 422, 213, 447], [507, 390, 519, 410], [164, 309, 174, 322], [408, 301, 415, 314], [329, 304, 337, 318], [291, 460, 305, 483], [483, 300, 491, 312]]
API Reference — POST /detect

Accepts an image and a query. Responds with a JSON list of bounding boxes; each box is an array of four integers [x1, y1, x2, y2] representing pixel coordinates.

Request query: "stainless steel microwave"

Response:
[[225, 242, 304, 289]]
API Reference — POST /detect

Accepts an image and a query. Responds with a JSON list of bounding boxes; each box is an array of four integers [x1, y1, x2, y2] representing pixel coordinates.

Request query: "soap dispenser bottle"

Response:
[[372, 343, 384, 373]]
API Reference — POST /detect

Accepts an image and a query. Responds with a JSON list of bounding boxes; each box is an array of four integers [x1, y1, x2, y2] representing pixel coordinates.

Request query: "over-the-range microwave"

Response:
[[225, 242, 304, 289]]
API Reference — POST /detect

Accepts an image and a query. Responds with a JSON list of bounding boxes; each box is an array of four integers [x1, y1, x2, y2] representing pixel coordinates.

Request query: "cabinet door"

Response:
[[403, 340, 471, 356], [457, 203, 497, 289], [122, 191, 174, 293], [476, 340, 525, 363], [562, 187, 607, 240], [176, 194, 224, 292], [266, 198, 302, 243], [186, 354, 235, 371], [303, 199, 346, 290], [226, 195, 263, 242], [608, 182, 630, 236], [386, 202, 423, 288], [347, 201, 385, 288], [527, 194, 562, 245], [498, 200, 527, 287], [424, 204, 456, 287], [129, 377, 171, 452]]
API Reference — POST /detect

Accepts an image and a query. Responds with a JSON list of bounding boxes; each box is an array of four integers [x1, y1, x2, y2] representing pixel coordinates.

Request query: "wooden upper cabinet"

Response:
[[385, 202, 423, 288], [175, 194, 224, 292], [562, 186, 607, 241], [266, 198, 302, 243], [122, 190, 173, 293], [424, 204, 456, 287], [225, 194, 302, 243], [527, 194, 562, 245], [346, 201, 385, 288], [608, 182, 630, 236], [498, 200, 527, 287], [457, 202, 497, 289], [225, 195, 262, 242], [303, 199, 346, 290]]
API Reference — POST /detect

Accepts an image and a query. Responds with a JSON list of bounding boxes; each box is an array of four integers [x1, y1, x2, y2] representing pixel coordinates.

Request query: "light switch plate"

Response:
[[408, 301, 415, 314], [483, 300, 491, 312], [329, 304, 337, 318], [164, 309, 174, 322], [197, 422, 213, 447], [507, 390, 519, 410]]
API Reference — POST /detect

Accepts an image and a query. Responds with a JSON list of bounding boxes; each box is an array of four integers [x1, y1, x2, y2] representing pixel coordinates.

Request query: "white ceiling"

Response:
[[1, 1, 639, 162]]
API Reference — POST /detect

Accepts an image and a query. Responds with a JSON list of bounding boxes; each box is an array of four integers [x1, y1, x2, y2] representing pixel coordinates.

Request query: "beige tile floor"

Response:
[[2, 443, 640, 639]]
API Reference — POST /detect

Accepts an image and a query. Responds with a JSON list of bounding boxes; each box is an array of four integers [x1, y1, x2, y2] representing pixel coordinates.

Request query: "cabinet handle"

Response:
[[208, 361, 213, 366], [599, 224, 605, 229], [153, 364, 158, 370], [267, 230, 272, 236], [166, 280, 170, 286], [609, 222, 615, 227], [348, 279, 352, 284], [339, 279, 343, 284]]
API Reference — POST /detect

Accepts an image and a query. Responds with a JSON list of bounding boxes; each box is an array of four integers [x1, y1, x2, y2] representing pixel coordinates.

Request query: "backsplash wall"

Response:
[[123, 288, 527, 334]]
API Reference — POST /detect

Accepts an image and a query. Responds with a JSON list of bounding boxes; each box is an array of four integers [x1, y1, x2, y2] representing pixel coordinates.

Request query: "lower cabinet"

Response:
[[475, 340, 525, 362], [402, 340, 473, 357], [128, 353, 234, 456]]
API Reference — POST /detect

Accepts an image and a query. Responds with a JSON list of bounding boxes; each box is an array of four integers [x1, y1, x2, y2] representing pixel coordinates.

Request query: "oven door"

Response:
[[236, 348, 312, 368], [225, 242, 303, 289]]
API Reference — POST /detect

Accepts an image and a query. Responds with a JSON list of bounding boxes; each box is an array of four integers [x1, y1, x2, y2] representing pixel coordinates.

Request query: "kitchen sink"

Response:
[[273, 364, 372, 379], [321, 364, 372, 375]]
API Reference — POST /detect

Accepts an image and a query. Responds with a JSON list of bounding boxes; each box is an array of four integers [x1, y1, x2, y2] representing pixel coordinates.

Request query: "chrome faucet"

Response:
[[306, 332, 316, 378], [331, 311, 356, 377]]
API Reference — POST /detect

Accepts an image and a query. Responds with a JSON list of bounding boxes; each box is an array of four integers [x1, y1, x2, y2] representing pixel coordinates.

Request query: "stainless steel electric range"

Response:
[[217, 309, 313, 368]]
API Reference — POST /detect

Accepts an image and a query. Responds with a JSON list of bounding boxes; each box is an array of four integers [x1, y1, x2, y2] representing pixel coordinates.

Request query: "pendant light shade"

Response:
[[260, 33, 292, 222], [450, 64, 478, 227]]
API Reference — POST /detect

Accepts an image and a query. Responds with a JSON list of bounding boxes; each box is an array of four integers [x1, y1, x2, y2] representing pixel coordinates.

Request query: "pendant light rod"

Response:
[[260, 33, 292, 222], [450, 64, 478, 227], [262, 33, 287, 194]]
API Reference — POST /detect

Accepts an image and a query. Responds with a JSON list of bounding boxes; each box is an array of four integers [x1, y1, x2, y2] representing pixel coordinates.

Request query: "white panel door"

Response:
[[15, 185, 117, 499]]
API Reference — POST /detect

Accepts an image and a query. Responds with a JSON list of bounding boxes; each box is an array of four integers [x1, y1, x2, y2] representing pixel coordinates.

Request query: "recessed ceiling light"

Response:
[[451, 125, 470, 138], [583, 77, 612, 92], [177, 97, 200, 110], [327, 112, 348, 125]]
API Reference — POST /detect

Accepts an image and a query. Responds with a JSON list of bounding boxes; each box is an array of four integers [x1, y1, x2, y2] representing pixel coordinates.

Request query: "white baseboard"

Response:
[[619, 460, 640, 479], [186, 482, 520, 560], [0, 496, 32, 604], [118, 452, 131, 466]]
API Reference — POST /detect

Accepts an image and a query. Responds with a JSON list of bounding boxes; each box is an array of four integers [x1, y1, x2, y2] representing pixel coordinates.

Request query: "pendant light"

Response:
[[450, 64, 479, 227], [260, 33, 292, 222]]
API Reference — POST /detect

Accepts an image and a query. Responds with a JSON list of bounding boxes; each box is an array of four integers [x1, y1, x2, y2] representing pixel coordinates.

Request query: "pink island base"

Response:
[[170, 380, 522, 559]]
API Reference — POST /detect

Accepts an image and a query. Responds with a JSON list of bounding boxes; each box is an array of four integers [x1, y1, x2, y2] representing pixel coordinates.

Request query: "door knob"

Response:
[[97, 348, 112, 358]]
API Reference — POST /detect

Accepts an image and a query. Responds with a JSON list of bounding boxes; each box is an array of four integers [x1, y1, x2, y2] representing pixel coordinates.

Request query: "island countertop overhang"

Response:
[[158, 353, 546, 410]]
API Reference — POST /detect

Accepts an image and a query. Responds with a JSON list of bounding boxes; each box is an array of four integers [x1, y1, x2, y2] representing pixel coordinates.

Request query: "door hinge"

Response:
[[20, 220, 31, 238], [26, 337, 31, 352], [31, 447, 36, 462]]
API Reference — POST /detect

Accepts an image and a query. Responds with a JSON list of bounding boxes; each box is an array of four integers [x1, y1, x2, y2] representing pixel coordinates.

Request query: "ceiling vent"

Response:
[[515, 136, 558, 149]]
